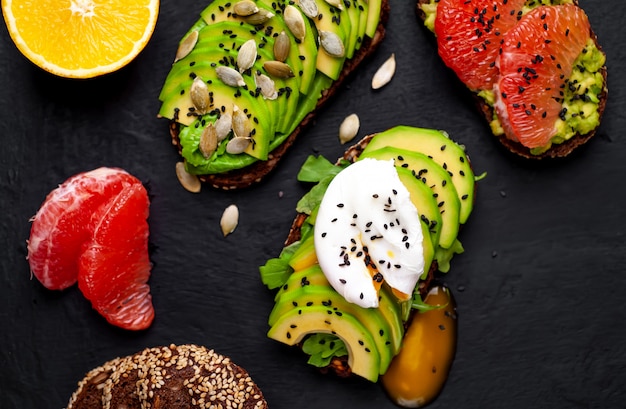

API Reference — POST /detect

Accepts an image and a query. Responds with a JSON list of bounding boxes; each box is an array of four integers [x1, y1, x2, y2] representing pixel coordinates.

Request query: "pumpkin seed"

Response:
[[240, 8, 274, 25], [220, 204, 239, 237], [325, 0, 343, 10], [215, 112, 232, 141], [175, 162, 201, 193], [339, 113, 360, 144], [190, 76, 210, 114], [174, 30, 198, 63], [237, 39, 257, 73], [199, 123, 218, 158], [233, 0, 258, 16], [284, 5, 305, 41], [372, 53, 396, 90], [216, 66, 246, 87], [255, 73, 278, 100], [319, 30, 345, 57], [263, 60, 294, 78], [232, 105, 252, 138], [226, 136, 252, 154], [297, 0, 318, 18], [273, 31, 290, 62]]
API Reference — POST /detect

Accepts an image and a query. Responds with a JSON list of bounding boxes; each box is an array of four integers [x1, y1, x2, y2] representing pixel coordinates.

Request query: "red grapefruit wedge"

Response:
[[78, 181, 154, 331], [494, 4, 591, 148], [27, 168, 138, 290], [434, 0, 526, 91]]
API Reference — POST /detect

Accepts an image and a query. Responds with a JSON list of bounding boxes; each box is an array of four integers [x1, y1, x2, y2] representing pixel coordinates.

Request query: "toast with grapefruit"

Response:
[[417, 0, 607, 158]]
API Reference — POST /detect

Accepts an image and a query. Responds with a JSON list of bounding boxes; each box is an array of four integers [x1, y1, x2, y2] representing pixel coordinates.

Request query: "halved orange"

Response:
[[2, 0, 159, 78]]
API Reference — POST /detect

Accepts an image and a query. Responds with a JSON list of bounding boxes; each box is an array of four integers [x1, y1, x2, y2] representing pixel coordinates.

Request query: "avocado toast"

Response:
[[417, 0, 607, 159], [259, 126, 477, 382], [158, 0, 390, 189]]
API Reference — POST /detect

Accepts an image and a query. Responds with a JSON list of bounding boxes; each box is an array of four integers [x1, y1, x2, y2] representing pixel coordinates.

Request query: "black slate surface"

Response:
[[1, 1, 625, 408]]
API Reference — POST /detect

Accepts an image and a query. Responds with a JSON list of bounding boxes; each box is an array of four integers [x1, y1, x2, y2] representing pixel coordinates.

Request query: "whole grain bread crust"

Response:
[[67, 344, 268, 409], [169, 0, 391, 190], [416, 0, 608, 159]]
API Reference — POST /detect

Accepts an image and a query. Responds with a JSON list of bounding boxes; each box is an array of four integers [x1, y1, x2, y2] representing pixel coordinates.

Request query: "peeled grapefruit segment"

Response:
[[494, 4, 591, 148], [27, 168, 137, 290], [78, 181, 154, 331], [434, 0, 526, 91]]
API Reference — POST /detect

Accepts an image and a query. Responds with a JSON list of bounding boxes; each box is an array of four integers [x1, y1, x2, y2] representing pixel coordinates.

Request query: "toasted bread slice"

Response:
[[168, 0, 391, 190], [416, 0, 608, 159]]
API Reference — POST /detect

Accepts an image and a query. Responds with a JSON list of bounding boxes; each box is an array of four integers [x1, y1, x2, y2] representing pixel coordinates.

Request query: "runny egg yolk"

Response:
[[381, 285, 457, 408]]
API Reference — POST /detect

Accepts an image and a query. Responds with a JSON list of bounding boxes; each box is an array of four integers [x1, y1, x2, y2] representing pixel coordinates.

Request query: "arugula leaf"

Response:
[[302, 333, 348, 368], [297, 155, 342, 182], [295, 174, 334, 215], [259, 241, 301, 289]]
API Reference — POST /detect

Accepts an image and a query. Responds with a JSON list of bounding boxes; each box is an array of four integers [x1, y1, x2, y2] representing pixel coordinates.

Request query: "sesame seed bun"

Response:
[[67, 344, 268, 409]]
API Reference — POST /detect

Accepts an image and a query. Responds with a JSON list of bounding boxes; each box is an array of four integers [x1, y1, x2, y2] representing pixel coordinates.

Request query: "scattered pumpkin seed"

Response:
[[284, 5, 306, 41], [273, 31, 290, 62], [372, 53, 396, 90], [232, 105, 252, 138], [226, 136, 252, 154], [297, 0, 318, 18], [199, 123, 218, 158], [233, 0, 258, 16], [319, 30, 345, 57], [216, 65, 246, 87], [220, 204, 239, 237], [339, 113, 360, 144], [174, 30, 198, 63], [263, 60, 294, 78], [237, 39, 257, 73], [240, 8, 274, 25], [215, 112, 233, 141], [324, 0, 343, 10], [175, 162, 201, 193], [255, 73, 278, 100], [190, 76, 210, 114]]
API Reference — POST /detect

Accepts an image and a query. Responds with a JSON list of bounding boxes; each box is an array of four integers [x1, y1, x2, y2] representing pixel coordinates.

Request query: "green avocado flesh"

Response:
[[420, 0, 605, 154], [260, 126, 475, 382], [158, 0, 382, 175]]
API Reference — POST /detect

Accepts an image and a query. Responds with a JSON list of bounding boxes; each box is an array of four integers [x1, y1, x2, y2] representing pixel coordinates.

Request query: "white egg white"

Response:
[[314, 158, 425, 308]]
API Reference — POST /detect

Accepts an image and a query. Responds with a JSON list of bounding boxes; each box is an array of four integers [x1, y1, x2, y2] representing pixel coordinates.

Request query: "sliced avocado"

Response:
[[269, 284, 395, 374], [288, 233, 318, 272], [353, 0, 370, 54], [377, 286, 404, 352], [198, 0, 317, 95], [274, 263, 329, 301], [255, 0, 319, 95], [267, 305, 382, 382], [359, 147, 461, 249], [311, 1, 350, 80], [339, 0, 361, 59], [274, 264, 404, 355], [179, 21, 300, 135], [363, 126, 475, 224], [364, 0, 383, 38], [395, 166, 443, 250]]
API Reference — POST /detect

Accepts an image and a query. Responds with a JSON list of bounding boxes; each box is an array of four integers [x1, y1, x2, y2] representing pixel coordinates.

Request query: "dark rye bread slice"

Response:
[[415, 0, 608, 159], [281, 133, 438, 379], [67, 344, 268, 409], [169, 0, 391, 190]]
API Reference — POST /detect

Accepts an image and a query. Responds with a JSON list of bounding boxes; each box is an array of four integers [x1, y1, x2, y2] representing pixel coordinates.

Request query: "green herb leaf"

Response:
[[297, 155, 342, 182], [302, 333, 348, 368]]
